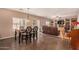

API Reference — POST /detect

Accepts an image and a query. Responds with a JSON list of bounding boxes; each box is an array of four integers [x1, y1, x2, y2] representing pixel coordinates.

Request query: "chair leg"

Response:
[[19, 39, 20, 44], [33, 35, 34, 40], [19, 35, 20, 44], [19, 32, 21, 44], [25, 39, 27, 44], [25, 36, 28, 44], [30, 34, 32, 42], [15, 31, 17, 41], [30, 37, 31, 43], [36, 33, 38, 40], [22, 35, 24, 43], [15, 34, 17, 41]]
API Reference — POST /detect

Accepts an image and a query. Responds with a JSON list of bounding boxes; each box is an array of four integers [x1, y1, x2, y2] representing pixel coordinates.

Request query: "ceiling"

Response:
[[9, 8, 79, 19]]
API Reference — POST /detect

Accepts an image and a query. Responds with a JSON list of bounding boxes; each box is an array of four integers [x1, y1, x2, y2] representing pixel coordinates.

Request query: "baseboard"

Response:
[[0, 36, 14, 40]]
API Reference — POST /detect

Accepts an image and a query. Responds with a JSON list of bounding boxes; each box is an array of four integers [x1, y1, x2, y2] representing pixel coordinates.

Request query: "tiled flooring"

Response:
[[0, 33, 71, 50]]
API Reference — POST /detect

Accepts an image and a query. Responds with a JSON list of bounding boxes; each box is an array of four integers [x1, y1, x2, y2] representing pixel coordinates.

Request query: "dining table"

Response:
[[15, 29, 36, 44]]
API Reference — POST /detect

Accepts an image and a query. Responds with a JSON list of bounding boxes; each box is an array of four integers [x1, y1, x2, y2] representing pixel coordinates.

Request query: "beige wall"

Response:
[[0, 9, 48, 38], [0, 9, 26, 38]]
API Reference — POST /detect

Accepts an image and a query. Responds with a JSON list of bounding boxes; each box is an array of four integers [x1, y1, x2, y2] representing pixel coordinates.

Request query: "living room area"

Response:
[[0, 8, 79, 50]]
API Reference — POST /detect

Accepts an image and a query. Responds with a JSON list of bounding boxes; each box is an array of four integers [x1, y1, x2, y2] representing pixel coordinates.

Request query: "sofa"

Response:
[[42, 26, 59, 36]]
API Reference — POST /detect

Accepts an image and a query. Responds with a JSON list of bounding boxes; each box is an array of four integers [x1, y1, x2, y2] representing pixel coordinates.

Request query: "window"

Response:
[[46, 21, 50, 26], [12, 17, 26, 30]]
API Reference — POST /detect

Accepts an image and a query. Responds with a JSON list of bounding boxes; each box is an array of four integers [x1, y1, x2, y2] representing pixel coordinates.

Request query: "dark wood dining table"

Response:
[[15, 29, 36, 44]]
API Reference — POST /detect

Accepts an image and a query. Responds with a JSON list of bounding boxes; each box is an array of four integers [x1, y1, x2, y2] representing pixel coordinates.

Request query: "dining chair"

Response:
[[26, 26, 32, 43], [21, 30, 27, 43], [33, 26, 38, 40]]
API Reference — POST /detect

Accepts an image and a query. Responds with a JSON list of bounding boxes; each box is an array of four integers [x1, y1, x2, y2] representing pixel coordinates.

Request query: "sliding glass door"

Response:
[[12, 17, 27, 31]]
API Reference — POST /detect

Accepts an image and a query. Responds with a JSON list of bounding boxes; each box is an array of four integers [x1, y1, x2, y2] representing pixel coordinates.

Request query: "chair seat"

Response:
[[21, 33, 26, 35]]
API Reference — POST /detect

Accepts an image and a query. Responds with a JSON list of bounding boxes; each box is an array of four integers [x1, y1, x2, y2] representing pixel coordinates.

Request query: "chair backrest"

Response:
[[33, 26, 38, 32], [26, 26, 32, 33]]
